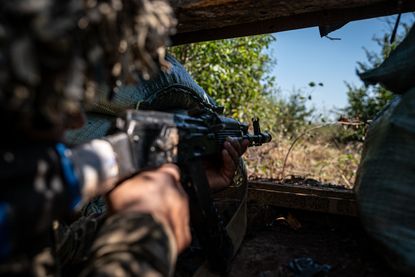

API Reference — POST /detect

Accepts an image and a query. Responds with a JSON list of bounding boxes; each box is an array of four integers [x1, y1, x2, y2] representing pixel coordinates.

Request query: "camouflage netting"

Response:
[[355, 24, 415, 275], [0, 0, 176, 133]]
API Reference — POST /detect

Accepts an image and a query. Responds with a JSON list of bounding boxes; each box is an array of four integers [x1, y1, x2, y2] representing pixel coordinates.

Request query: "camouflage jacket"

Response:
[[60, 211, 177, 277], [0, 146, 176, 277]]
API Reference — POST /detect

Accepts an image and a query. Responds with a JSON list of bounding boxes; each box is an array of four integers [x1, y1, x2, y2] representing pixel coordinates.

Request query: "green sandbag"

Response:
[[359, 24, 415, 94], [355, 23, 415, 275], [355, 88, 415, 275]]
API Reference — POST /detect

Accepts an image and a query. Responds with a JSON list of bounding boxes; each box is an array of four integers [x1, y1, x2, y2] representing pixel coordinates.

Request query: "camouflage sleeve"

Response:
[[79, 212, 177, 277], [56, 214, 105, 268]]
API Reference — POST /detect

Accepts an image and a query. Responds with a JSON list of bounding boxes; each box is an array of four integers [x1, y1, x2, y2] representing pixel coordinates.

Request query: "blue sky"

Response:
[[269, 13, 414, 117]]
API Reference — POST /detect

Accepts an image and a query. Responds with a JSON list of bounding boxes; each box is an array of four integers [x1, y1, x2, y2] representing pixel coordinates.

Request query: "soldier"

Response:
[[0, 1, 249, 276], [0, 0, 191, 276], [63, 52, 250, 276]]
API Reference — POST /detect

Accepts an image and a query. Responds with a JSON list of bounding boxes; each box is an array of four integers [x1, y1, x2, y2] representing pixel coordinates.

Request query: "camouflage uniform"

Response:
[[0, 0, 179, 276], [64, 53, 249, 277], [0, 144, 177, 277], [59, 212, 176, 277]]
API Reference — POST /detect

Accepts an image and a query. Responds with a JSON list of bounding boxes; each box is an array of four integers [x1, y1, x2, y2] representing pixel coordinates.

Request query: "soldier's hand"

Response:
[[107, 164, 191, 252], [206, 137, 249, 191]]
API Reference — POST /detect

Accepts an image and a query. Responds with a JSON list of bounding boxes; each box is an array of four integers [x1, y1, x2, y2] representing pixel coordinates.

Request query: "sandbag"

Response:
[[355, 88, 415, 274], [355, 24, 415, 275], [359, 24, 415, 94], [65, 54, 219, 144], [138, 54, 218, 112], [91, 53, 218, 116]]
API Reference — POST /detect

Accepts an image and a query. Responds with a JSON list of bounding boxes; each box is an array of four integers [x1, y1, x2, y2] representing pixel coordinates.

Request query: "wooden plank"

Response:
[[247, 181, 357, 216], [170, 0, 415, 44], [249, 180, 355, 199]]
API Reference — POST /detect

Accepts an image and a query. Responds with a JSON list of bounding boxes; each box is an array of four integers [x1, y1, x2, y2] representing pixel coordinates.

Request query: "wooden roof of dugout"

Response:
[[170, 0, 415, 45]]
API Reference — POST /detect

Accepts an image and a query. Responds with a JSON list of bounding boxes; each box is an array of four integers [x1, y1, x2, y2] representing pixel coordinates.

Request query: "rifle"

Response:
[[62, 109, 271, 272], [0, 108, 270, 267], [103, 109, 271, 273]]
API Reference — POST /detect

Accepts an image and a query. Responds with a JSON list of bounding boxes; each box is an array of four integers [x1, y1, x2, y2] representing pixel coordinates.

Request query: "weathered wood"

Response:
[[248, 181, 357, 216], [170, 0, 415, 44], [249, 180, 355, 199]]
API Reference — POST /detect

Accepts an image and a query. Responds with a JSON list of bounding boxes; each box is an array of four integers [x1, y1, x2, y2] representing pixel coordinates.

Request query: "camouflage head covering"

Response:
[[0, 0, 176, 133]]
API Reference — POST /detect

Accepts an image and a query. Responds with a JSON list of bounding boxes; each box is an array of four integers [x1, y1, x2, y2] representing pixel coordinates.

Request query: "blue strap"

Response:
[[0, 202, 11, 260], [55, 143, 81, 211]]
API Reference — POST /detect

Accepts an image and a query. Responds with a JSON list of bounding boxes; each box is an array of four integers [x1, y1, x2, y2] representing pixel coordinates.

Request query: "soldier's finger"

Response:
[[158, 163, 181, 183], [180, 204, 191, 251], [170, 198, 191, 252], [226, 137, 242, 155], [241, 139, 249, 154], [224, 141, 239, 165], [173, 180, 187, 198], [222, 149, 237, 175], [159, 165, 187, 197]]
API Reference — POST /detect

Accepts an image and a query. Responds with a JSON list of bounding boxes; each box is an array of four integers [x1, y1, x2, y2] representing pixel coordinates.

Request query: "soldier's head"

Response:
[[0, 0, 176, 142]]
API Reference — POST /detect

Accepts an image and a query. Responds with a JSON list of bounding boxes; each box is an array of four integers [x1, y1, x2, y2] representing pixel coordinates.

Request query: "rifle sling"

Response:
[[184, 158, 234, 273], [192, 166, 248, 277]]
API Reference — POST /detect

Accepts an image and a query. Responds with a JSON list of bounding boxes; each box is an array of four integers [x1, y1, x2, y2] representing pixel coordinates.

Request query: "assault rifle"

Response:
[[104, 109, 272, 272]]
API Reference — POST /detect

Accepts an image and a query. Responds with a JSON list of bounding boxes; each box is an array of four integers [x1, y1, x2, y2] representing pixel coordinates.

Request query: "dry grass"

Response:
[[245, 128, 363, 189]]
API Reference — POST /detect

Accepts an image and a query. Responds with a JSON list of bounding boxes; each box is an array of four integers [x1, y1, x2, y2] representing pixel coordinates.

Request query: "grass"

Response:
[[244, 125, 363, 189]]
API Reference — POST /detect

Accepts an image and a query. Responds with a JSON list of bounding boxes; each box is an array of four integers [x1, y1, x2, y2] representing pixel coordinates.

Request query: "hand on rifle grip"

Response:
[[206, 137, 249, 191], [106, 163, 191, 252]]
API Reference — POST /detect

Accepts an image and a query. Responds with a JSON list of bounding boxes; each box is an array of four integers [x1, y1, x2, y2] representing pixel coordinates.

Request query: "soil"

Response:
[[228, 203, 400, 277]]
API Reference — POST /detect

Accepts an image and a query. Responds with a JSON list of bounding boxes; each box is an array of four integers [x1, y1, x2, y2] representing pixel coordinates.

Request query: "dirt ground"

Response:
[[227, 203, 399, 277]]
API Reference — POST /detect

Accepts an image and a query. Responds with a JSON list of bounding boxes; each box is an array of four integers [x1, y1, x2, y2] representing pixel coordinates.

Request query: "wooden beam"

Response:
[[170, 0, 415, 45], [247, 180, 358, 216]]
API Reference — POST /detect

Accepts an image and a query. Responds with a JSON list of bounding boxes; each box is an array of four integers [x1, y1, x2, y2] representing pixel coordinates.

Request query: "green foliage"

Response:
[[340, 17, 414, 142], [169, 35, 276, 120], [308, 82, 324, 88], [274, 92, 315, 136], [343, 82, 393, 123], [169, 35, 315, 136]]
